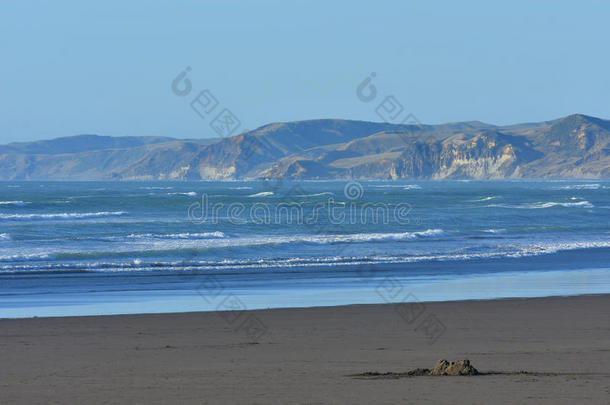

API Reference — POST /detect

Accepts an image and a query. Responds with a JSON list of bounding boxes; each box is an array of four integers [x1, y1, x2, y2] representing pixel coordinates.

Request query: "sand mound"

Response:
[[352, 359, 480, 379], [429, 359, 479, 376]]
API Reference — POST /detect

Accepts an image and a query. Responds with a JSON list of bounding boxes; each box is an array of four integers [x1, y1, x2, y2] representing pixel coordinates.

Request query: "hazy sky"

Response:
[[2, 0, 609, 143]]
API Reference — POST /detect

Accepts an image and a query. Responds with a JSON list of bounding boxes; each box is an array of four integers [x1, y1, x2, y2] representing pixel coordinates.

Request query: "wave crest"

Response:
[[0, 201, 29, 206], [126, 232, 226, 240], [470, 196, 496, 202], [248, 191, 274, 197], [488, 201, 593, 209], [168, 192, 197, 196], [557, 184, 600, 190], [0, 211, 127, 220]]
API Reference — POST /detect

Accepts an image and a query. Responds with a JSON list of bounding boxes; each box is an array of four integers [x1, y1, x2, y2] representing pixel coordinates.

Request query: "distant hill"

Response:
[[0, 135, 178, 155], [1, 114, 609, 180]]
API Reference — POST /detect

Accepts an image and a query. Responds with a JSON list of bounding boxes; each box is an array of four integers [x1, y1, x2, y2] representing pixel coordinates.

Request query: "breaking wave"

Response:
[[557, 184, 601, 190], [0, 211, 127, 220], [168, 192, 197, 196], [126, 232, 226, 240], [3, 238, 610, 274], [488, 201, 594, 209], [0, 201, 29, 206], [248, 191, 274, 197], [294, 192, 334, 197], [470, 196, 497, 202]]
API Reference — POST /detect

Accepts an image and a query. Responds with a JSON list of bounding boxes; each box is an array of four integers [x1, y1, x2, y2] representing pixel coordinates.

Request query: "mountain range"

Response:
[[1, 114, 609, 180]]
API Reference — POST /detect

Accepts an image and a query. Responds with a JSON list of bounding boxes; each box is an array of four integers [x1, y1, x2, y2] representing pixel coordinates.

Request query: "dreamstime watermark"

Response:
[[171, 66, 242, 137], [196, 274, 269, 341], [356, 72, 418, 126], [376, 277, 446, 344], [171, 66, 264, 161], [356, 259, 447, 345], [187, 187, 412, 226], [355, 72, 445, 146]]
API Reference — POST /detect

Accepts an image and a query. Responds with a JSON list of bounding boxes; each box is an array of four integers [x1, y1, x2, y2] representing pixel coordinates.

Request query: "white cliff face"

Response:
[[433, 144, 520, 179], [168, 165, 191, 180], [197, 165, 236, 180]]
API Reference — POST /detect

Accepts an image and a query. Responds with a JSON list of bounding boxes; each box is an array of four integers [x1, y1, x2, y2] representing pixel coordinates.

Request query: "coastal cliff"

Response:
[[1, 114, 609, 180]]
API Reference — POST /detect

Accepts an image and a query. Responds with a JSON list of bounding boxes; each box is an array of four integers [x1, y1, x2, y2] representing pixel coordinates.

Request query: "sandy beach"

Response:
[[1, 294, 609, 404]]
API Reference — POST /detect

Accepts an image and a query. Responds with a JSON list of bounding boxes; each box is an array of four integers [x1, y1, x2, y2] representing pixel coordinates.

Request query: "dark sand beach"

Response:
[[1, 294, 609, 404]]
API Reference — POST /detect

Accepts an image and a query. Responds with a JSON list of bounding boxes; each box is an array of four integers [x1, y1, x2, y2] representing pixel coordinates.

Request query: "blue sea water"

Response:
[[1, 180, 610, 318]]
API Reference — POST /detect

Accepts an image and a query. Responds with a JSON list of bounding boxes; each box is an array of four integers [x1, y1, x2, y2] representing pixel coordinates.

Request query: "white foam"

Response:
[[488, 201, 594, 209], [0, 211, 127, 220], [0, 233, 10, 240], [557, 184, 601, 190], [294, 192, 334, 197], [126, 232, 226, 240], [0, 201, 29, 206], [304, 229, 445, 243], [3, 235, 610, 273], [168, 192, 197, 196], [0, 252, 53, 262], [248, 191, 274, 197], [520, 240, 610, 255], [126, 229, 447, 251], [470, 196, 496, 202], [372, 184, 417, 188]]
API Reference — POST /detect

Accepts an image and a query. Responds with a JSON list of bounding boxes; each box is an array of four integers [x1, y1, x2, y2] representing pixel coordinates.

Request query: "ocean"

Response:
[[1, 180, 610, 318]]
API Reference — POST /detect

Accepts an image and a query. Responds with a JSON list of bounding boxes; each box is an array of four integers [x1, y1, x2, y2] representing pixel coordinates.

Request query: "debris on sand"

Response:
[[351, 359, 479, 379], [429, 359, 479, 376], [357, 368, 430, 379]]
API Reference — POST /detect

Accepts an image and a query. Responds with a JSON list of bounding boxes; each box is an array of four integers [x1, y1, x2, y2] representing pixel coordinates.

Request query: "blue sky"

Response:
[[2, 0, 609, 143]]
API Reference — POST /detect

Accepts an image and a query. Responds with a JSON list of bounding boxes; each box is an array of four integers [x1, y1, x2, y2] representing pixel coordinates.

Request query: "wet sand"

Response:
[[1, 294, 609, 404]]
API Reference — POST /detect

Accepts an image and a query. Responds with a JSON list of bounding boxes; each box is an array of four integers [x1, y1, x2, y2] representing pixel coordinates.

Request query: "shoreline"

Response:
[[3, 263, 610, 319], [2, 291, 609, 321], [2, 294, 610, 404]]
